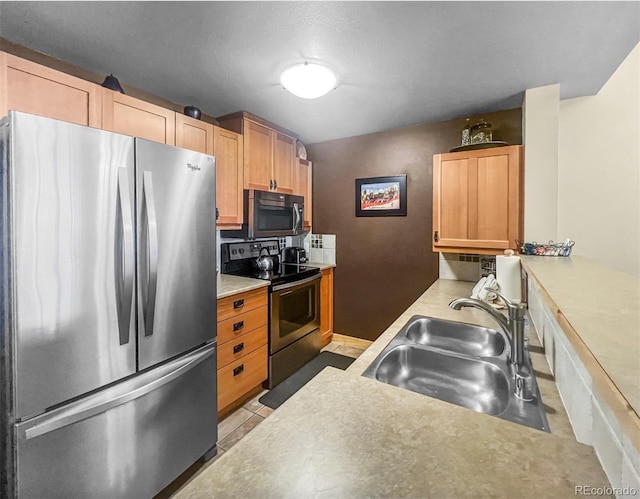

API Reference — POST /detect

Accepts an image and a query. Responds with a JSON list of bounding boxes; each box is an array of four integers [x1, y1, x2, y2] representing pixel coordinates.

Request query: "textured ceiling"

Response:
[[0, 1, 638, 144]]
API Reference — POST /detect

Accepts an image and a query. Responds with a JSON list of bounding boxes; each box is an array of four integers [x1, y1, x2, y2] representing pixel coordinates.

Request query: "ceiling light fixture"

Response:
[[280, 62, 337, 99]]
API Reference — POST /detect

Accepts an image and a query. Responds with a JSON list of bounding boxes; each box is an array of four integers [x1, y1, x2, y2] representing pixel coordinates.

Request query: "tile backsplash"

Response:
[[306, 233, 336, 265], [438, 253, 482, 282]]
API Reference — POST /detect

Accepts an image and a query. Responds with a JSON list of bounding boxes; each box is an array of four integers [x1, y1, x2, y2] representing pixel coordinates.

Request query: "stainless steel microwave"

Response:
[[220, 189, 304, 239]]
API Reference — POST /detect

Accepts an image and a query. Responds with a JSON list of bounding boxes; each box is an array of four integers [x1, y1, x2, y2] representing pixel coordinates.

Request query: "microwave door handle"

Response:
[[293, 202, 300, 234]]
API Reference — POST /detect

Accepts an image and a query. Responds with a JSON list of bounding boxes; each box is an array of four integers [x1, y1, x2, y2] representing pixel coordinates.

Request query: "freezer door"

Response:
[[136, 139, 217, 370], [7, 112, 136, 420], [15, 343, 217, 498]]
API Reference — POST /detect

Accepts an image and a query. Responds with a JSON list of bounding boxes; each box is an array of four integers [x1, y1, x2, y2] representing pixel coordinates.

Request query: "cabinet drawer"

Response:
[[217, 305, 267, 345], [217, 288, 268, 322], [218, 325, 267, 368], [218, 345, 267, 411]]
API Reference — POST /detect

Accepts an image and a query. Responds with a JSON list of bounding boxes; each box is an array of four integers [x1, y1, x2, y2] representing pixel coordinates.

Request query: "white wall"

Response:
[[523, 43, 640, 277], [558, 45, 640, 278], [523, 84, 560, 243]]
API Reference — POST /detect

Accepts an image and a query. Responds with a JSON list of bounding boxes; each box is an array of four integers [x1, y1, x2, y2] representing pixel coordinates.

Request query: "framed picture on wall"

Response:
[[355, 175, 407, 217]]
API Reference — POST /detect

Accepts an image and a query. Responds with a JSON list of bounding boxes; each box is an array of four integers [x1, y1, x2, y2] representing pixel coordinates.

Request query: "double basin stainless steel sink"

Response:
[[362, 316, 549, 431]]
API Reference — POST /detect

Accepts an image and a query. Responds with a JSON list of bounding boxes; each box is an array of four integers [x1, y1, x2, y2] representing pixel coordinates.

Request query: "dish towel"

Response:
[[471, 274, 500, 303]]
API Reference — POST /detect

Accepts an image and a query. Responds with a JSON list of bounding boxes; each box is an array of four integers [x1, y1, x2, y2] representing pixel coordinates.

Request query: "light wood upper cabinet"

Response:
[[217, 111, 298, 194], [273, 132, 295, 193], [244, 120, 273, 191], [0, 51, 101, 127], [433, 145, 523, 254], [175, 113, 213, 154], [214, 126, 244, 228], [295, 159, 313, 230], [102, 90, 175, 145]]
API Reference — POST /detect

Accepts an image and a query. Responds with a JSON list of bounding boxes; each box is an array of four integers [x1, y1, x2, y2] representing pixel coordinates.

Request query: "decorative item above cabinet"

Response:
[[432, 145, 523, 255], [216, 111, 298, 194]]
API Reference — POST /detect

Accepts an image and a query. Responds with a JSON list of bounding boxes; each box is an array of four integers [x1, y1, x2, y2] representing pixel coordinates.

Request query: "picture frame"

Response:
[[355, 175, 407, 217]]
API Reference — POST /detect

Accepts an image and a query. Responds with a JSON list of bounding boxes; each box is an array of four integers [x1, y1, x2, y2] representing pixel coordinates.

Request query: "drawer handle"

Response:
[[233, 342, 245, 354], [233, 364, 244, 376], [233, 299, 244, 309], [233, 320, 244, 332]]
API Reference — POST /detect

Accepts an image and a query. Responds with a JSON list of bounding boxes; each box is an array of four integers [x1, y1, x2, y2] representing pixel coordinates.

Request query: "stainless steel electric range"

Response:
[[220, 240, 321, 387]]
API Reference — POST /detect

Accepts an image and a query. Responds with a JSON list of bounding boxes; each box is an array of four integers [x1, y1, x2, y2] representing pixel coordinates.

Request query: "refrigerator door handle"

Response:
[[116, 167, 135, 345], [22, 343, 216, 441], [142, 170, 159, 337]]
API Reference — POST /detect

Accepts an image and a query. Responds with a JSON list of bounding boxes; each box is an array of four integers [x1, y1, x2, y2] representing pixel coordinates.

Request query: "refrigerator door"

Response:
[[7, 112, 136, 420], [136, 139, 217, 370], [15, 342, 217, 498]]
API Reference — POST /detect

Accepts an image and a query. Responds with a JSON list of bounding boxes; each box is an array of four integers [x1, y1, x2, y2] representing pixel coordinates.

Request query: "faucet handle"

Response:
[[493, 289, 525, 309]]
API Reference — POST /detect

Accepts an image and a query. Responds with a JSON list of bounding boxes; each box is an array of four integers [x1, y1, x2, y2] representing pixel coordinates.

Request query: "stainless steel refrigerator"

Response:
[[0, 111, 218, 498]]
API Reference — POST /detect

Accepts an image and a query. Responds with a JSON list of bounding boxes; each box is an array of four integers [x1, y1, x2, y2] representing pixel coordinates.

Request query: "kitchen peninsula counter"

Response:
[[178, 279, 609, 498], [521, 256, 640, 416]]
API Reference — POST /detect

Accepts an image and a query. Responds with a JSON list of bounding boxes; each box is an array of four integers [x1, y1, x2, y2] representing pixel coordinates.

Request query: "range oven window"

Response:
[[278, 285, 317, 339], [256, 204, 294, 232], [270, 275, 321, 356]]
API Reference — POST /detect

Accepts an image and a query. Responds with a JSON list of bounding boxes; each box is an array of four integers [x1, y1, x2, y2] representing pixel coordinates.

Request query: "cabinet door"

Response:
[[433, 145, 522, 253], [0, 52, 101, 127], [320, 268, 334, 346], [295, 159, 313, 230], [102, 90, 175, 145], [214, 126, 244, 227], [273, 132, 295, 193], [175, 113, 213, 154], [243, 120, 272, 191]]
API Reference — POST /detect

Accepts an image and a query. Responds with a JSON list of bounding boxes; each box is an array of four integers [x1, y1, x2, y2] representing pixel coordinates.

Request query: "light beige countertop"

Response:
[[521, 256, 640, 416], [216, 274, 269, 299], [179, 279, 609, 498]]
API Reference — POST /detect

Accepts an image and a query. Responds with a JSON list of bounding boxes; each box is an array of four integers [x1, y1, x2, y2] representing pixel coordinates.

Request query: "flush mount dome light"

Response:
[[280, 62, 337, 99]]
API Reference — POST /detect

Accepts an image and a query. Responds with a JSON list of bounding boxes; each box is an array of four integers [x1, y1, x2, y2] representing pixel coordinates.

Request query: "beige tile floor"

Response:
[[155, 340, 365, 498]]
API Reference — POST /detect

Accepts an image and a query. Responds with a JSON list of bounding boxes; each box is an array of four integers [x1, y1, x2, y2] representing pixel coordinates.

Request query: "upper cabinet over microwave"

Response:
[[217, 111, 297, 195], [432, 145, 523, 255]]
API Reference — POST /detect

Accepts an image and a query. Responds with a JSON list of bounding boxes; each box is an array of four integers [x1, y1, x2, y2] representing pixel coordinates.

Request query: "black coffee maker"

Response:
[[281, 246, 307, 264]]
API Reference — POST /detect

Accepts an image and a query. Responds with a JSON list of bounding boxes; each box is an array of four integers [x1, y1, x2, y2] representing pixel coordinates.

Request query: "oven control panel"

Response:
[[224, 240, 280, 261]]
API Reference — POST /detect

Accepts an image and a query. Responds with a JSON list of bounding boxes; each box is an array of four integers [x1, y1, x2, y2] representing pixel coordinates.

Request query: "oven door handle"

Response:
[[271, 273, 321, 292]]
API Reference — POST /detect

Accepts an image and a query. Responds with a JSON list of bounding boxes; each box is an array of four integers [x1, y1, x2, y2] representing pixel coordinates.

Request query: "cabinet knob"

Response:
[[233, 299, 244, 309], [233, 364, 245, 376], [273, 179, 278, 189]]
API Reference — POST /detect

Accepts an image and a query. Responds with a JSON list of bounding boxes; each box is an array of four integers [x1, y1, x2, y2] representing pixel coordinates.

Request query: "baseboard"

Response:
[[331, 333, 373, 350]]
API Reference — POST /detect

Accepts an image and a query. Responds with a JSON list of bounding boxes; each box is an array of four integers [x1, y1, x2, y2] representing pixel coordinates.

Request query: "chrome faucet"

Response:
[[449, 291, 534, 401]]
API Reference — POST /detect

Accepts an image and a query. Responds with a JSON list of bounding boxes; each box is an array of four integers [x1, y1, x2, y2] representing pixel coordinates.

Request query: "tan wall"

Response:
[[522, 84, 560, 243], [558, 44, 640, 278], [308, 110, 522, 340], [523, 43, 639, 278]]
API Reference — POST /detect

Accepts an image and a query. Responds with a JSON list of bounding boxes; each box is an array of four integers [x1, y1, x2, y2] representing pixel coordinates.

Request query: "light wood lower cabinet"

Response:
[[217, 288, 268, 415], [102, 90, 175, 145], [0, 51, 102, 127], [320, 268, 334, 347]]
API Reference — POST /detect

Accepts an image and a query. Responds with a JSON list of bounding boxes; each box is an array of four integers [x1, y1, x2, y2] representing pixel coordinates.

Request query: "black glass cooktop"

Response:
[[224, 263, 320, 286]]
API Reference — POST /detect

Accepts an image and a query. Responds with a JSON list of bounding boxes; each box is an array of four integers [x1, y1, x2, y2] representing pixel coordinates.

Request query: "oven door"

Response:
[[270, 274, 321, 354], [251, 190, 303, 238]]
